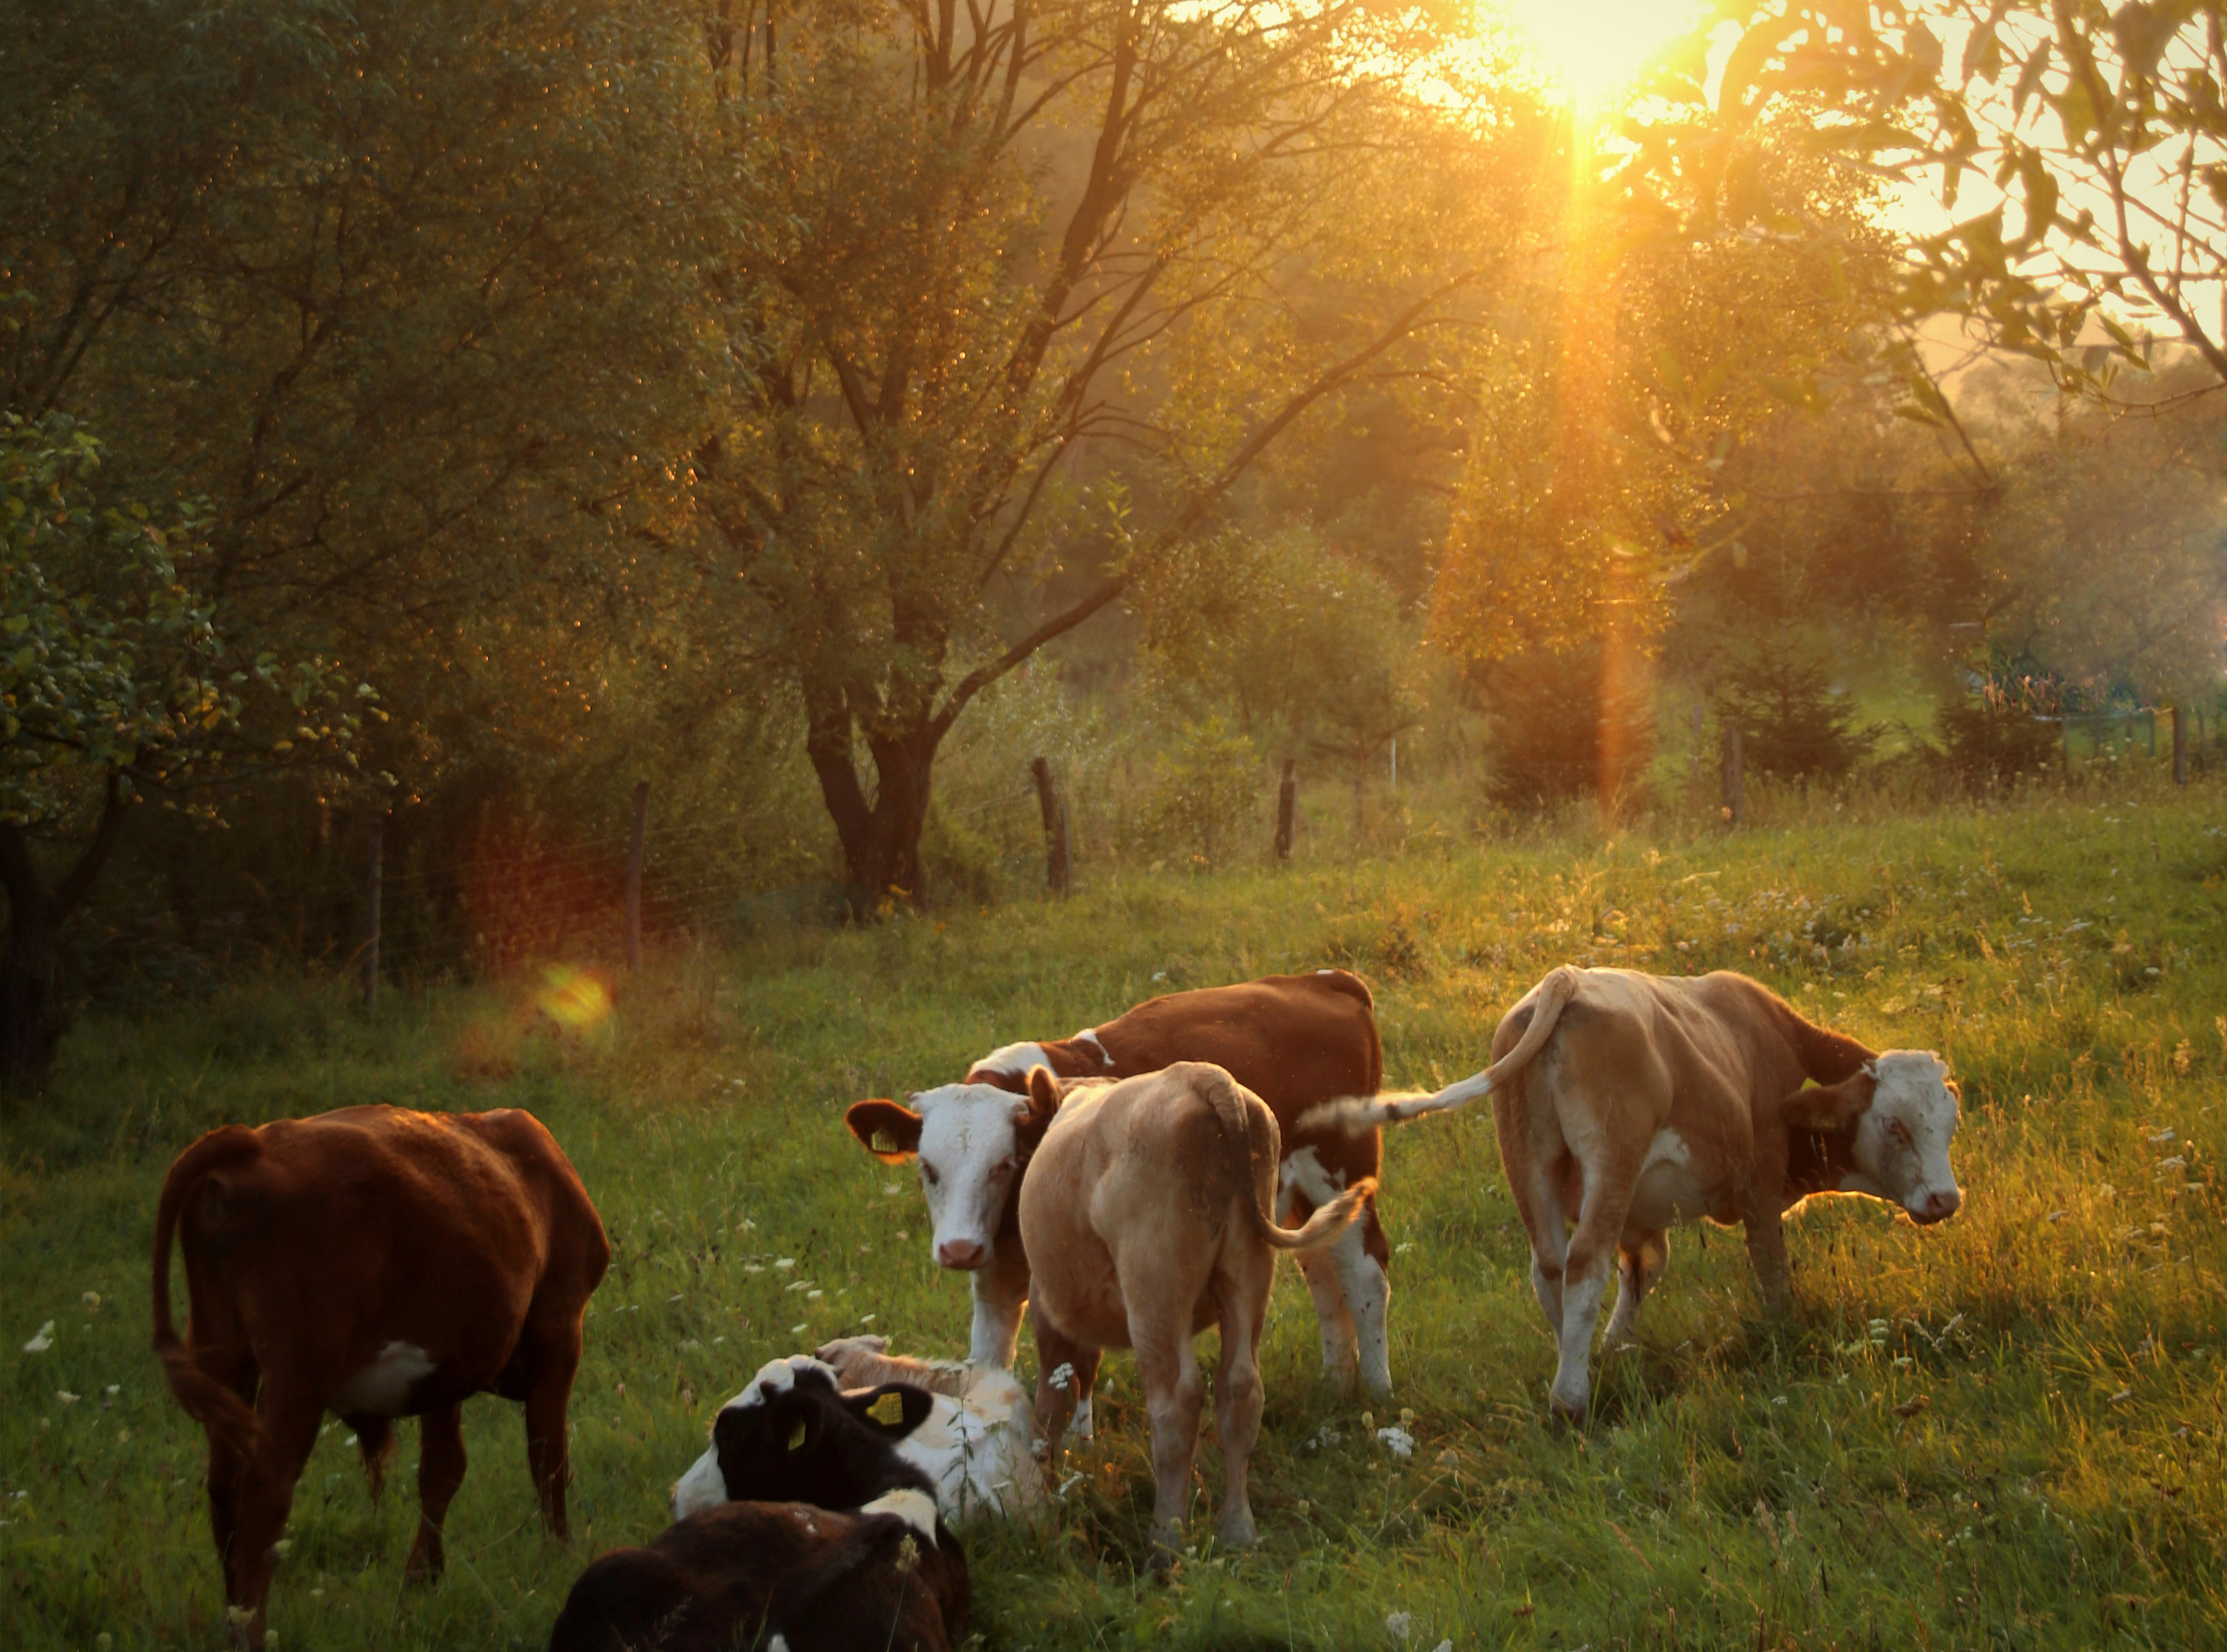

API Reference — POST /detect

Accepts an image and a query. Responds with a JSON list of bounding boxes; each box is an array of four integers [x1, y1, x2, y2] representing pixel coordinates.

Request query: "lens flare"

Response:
[[538, 966, 612, 1030]]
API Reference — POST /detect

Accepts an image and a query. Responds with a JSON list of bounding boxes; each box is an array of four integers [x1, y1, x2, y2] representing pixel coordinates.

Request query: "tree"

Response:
[[1, 0, 709, 1070], [0, 415, 355, 1087], [1432, 107, 1902, 805], [681, 0, 1528, 906], [1664, 3, 2227, 397]]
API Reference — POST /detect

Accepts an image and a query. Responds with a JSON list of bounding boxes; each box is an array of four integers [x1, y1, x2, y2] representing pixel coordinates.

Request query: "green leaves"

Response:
[[0, 412, 357, 828]]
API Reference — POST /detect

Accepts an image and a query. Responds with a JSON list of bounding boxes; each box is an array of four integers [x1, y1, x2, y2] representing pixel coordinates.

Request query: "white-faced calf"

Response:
[[555, 1364, 966, 1652]]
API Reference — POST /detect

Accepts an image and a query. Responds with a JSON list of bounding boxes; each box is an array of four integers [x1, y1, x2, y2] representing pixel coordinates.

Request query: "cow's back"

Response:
[[1096, 971, 1380, 1118], [175, 1106, 600, 1401], [1489, 969, 1802, 1160]]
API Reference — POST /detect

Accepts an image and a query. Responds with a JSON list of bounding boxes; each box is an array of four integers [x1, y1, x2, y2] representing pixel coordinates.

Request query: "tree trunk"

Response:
[[0, 776, 133, 1094], [803, 693, 941, 916]]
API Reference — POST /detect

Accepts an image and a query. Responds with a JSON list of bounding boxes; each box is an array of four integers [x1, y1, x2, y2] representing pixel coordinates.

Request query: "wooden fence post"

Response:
[[1721, 722, 1743, 828], [2173, 706, 2188, 786], [1030, 757, 1069, 895], [1274, 759, 1297, 861], [625, 780, 649, 971], [363, 817, 383, 1020], [2146, 709, 2157, 759], [1389, 737, 1398, 792]]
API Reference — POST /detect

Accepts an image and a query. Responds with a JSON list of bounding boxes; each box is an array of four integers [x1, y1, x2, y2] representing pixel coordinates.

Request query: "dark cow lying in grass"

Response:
[[151, 1107, 608, 1648], [551, 1365, 967, 1652]]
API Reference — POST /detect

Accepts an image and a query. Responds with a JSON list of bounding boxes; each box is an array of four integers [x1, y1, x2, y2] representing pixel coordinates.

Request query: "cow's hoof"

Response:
[[1547, 1388, 1589, 1428], [1215, 1511, 1258, 1550]]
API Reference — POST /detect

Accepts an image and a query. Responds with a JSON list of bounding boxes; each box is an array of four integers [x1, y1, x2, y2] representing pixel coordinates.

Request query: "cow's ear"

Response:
[[1015, 1065, 1061, 1150], [846, 1100, 923, 1162], [844, 1382, 933, 1440], [1785, 1072, 1873, 1134]]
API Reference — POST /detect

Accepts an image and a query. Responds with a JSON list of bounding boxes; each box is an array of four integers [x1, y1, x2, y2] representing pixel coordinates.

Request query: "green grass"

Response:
[[6, 780, 2226, 1649]]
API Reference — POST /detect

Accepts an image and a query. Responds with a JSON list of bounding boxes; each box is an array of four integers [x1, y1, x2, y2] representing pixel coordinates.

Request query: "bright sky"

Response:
[[1502, 0, 1703, 107]]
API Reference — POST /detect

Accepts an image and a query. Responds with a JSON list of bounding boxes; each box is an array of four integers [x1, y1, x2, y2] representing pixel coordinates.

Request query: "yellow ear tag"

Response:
[[866, 1391, 906, 1428], [871, 1130, 898, 1154], [786, 1419, 807, 1451]]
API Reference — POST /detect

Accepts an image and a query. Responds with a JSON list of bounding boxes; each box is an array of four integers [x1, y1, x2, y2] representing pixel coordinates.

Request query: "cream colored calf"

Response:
[[1015, 1061, 1372, 1561]]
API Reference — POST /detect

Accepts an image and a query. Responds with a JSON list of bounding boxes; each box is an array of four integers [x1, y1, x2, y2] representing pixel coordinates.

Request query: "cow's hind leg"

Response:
[[1550, 1152, 1642, 1423], [1278, 1182, 1360, 1388], [347, 1414, 396, 1502], [405, 1401, 468, 1583], [1031, 1317, 1093, 1463], [199, 1349, 259, 1599], [515, 1316, 585, 1537], [1209, 1260, 1271, 1550], [224, 1383, 323, 1647], [1068, 1345, 1103, 1441], [1127, 1310, 1205, 1566], [1603, 1227, 1670, 1348]]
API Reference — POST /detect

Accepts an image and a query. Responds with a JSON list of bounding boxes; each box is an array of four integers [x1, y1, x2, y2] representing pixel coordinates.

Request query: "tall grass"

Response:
[[4, 782, 2224, 1649]]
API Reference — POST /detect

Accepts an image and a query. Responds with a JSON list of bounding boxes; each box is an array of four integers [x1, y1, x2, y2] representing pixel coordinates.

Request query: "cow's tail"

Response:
[[1297, 966, 1584, 1138], [150, 1126, 264, 1456]]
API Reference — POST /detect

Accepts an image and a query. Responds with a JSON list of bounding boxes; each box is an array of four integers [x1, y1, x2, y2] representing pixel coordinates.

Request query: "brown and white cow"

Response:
[[1016, 1062, 1374, 1561], [844, 969, 1394, 1408], [1312, 966, 1964, 1422], [151, 1106, 609, 1644]]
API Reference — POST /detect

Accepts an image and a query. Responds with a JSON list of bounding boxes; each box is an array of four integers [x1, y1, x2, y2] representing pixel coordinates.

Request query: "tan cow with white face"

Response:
[[1311, 966, 1964, 1422]]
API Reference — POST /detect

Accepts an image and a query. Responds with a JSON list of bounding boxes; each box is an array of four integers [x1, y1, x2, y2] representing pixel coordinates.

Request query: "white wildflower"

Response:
[[1385, 1610, 1413, 1640], [1377, 1426, 1415, 1459], [56, 1390, 80, 1405], [790, 1323, 809, 1337], [1048, 1362, 1076, 1392], [23, 1321, 54, 1354], [774, 1259, 797, 1270]]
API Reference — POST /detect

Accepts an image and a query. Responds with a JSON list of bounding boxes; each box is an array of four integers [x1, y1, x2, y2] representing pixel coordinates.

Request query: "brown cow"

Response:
[[151, 1106, 609, 1644], [1314, 966, 1963, 1421], [846, 970, 1393, 1415], [1016, 1062, 1374, 1562]]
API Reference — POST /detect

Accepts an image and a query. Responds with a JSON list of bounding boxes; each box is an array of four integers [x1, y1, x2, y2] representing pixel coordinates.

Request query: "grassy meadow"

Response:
[[4, 778, 2225, 1650]]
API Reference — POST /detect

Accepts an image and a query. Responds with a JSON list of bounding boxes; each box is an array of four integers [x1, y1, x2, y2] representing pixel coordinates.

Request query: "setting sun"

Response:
[[1505, 0, 1702, 106]]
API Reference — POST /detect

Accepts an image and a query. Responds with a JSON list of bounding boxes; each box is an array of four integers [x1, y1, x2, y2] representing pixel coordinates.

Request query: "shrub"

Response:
[[1135, 718, 1261, 868], [1714, 642, 1876, 782], [1476, 645, 1653, 810]]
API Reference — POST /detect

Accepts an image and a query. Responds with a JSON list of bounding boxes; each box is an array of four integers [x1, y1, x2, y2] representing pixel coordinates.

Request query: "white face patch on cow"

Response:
[[908, 1083, 1031, 1269], [331, 1341, 437, 1417], [859, 1486, 940, 1544], [1850, 1051, 1963, 1223], [671, 1443, 727, 1520], [1277, 1145, 1347, 1211]]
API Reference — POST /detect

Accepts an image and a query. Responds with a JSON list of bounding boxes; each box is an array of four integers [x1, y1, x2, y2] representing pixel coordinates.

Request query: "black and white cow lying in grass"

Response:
[[675, 1344, 1044, 1523], [549, 1365, 968, 1652]]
